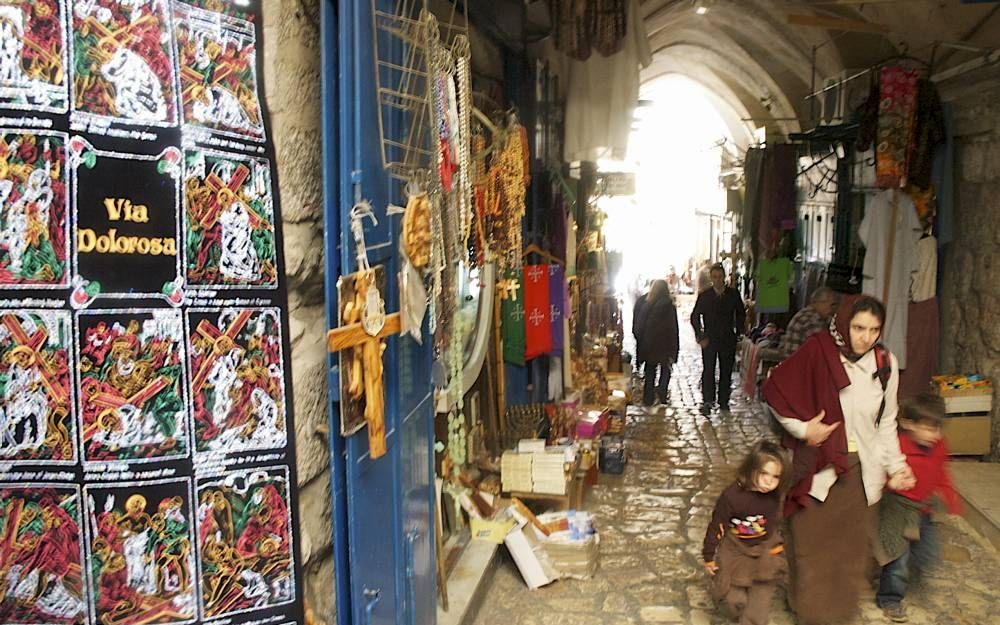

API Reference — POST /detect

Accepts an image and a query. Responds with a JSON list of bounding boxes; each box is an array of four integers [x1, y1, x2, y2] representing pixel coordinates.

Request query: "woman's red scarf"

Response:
[[762, 331, 851, 516]]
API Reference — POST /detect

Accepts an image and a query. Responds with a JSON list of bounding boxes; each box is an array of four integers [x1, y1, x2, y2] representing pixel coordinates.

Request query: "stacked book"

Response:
[[501, 451, 533, 493], [531, 450, 568, 495]]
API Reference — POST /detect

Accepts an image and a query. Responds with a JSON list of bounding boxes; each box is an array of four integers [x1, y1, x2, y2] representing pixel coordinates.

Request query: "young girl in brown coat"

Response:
[[702, 441, 789, 625]]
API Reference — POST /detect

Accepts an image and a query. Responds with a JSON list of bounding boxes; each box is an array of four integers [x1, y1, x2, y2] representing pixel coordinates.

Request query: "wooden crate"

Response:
[[943, 415, 991, 456]]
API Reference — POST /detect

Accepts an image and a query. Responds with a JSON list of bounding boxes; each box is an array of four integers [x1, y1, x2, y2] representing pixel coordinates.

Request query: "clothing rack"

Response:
[[805, 48, 933, 104]]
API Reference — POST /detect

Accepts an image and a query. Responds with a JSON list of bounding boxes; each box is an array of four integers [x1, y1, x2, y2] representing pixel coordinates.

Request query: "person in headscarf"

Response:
[[638, 279, 679, 406], [761, 295, 916, 625]]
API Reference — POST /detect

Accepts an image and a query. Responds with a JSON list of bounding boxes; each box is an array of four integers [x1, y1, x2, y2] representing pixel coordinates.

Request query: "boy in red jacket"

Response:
[[876, 393, 962, 623]]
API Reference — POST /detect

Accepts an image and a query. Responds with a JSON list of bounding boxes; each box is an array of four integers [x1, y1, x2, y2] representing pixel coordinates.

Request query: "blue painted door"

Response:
[[321, 1, 436, 624]]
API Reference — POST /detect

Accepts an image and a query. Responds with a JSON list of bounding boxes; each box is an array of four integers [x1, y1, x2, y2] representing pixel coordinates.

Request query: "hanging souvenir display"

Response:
[[0, 4, 306, 625], [483, 122, 529, 272]]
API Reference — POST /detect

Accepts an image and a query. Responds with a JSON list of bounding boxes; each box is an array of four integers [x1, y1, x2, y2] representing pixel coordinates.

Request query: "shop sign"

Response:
[[599, 171, 636, 196]]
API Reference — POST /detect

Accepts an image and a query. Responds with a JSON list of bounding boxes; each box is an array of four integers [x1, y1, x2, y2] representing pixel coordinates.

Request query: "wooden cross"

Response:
[[190, 310, 253, 394], [325, 272, 401, 460], [2, 314, 68, 405]]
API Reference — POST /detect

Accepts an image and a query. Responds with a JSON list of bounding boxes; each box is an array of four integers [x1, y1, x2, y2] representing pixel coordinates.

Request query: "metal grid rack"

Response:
[[371, 0, 469, 182]]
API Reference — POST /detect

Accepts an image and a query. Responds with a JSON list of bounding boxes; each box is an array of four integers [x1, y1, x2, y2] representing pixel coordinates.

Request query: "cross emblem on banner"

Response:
[[1, 314, 68, 405], [529, 308, 545, 327], [497, 278, 520, 301], [527, 266, 544, 283], [190, 309, 253, 394], [511, 305, 525, 322], [550, 305, 561, 322]]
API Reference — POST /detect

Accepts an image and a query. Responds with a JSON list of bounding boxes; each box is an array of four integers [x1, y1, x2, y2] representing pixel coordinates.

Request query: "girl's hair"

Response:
[[648, 279, 669, 302], [735, 441, 788, 492], [850, 295, 886, 326]]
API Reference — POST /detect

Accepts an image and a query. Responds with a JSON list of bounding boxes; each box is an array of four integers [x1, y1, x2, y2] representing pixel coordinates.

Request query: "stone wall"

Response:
[[261, 1, 335, 622], [940, 81, 1000, 461]]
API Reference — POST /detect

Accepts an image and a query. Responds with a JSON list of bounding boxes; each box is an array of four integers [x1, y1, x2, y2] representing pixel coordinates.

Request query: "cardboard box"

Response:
[[470, 515, 517, 544], [503, 521, 560, 589], [943, 415, 991, 455]]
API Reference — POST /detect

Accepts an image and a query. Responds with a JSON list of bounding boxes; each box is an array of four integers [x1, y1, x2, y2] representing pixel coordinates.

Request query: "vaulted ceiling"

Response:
[[638, 0, 1000, 145]]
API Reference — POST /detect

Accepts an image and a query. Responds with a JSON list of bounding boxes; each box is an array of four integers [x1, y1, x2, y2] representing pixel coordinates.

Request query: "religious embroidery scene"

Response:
[[0, 0, 68, 113], [0, 485, 86, 625], [182, 149, 276, 288], [0, 309, 74, 463], [0, 129, 69, 287], [76, 310, 188, 463], [187, 308, 286, 455], [174, 2, 264, 141], [84, 481, 196, 625], [70, 0, 178, 126], [195, 467, 294, 619]]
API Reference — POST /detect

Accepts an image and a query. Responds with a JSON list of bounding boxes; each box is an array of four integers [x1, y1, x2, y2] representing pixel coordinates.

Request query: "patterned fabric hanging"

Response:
[[592, 0, 627, 57], [876, 66, 919, 189], [553, 0, 594, 61]]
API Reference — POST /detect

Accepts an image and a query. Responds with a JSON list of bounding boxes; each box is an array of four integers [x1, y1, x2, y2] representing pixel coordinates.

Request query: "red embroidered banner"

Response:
[[523, 264, 552, 360]]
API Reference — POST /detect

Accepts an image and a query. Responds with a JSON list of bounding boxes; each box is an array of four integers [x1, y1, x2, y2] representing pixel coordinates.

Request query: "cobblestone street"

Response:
[[472, 326, 999, 625]]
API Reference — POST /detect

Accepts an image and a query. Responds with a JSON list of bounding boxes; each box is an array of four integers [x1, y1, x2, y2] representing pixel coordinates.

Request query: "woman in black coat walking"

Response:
[[638, 280, 680, 405]]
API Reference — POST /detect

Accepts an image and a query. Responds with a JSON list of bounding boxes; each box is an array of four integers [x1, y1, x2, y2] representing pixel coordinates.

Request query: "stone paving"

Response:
[[472, 333, 999, 625]]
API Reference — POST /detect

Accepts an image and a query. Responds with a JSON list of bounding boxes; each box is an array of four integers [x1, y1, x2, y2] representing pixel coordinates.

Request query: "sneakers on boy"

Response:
[[699, 402, 712, 416], [880, 603, 908, 623]]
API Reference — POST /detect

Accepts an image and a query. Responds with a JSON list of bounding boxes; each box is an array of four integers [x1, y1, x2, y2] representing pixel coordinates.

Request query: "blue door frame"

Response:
[[321, 2, 436, 624]]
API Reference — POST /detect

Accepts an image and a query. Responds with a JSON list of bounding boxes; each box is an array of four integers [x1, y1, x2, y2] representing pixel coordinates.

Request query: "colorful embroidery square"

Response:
[[76, 310, 189, 463], [0, 484, 86, 625], [0, 310, 75, 463], [0, 0, 69, 114], [174, 2, 265, 141], [0, 129, 69, 287], [84, 480, 196, 625], [182, 149, 276, 288], [70, 0, 178, 126], [196, 467, 294, 618], [186, 308, 286, 455]]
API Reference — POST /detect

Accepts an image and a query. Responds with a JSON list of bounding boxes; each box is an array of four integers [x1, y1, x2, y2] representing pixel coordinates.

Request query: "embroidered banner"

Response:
[[523, 264, 552, 360], [500, 269, 525, 366], [549, 264, 565, 354], [0, 4, 305, 625]]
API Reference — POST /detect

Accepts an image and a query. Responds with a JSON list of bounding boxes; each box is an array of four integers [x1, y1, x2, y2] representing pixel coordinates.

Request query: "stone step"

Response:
[[950, 460, 1000, 550]]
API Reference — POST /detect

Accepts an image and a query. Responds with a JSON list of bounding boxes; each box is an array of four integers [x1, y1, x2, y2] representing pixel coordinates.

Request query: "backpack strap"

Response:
[[872, 345, 892, 427]]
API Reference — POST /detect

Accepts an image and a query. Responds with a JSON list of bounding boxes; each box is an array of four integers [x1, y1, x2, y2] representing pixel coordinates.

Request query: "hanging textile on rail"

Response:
[[549, 264, 567, 354], [858, 190, 922, 369], [553, 0, 594, 61], [593, 0, 627, 57], [523, 264, 553, 360], [501, 269, 526, 366], [907, 79, 945, 191], [563, 0, 651, 162], [876, 66, 919, 189]]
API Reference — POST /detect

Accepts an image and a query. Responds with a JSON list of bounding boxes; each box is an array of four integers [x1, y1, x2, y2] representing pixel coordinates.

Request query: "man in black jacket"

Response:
[[691, 264, 746, 414]]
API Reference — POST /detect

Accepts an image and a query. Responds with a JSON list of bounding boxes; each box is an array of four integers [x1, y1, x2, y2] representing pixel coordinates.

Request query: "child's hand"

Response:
[[704, 561, 718, 576]]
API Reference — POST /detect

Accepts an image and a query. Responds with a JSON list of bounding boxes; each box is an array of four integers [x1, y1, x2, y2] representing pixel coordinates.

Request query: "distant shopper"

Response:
[[875, 393, 962, 623], [780, 287, 840, 357], [703, 441, 788, 625], [696, 258, 713, 293], [691, 264, 746, 413], [638, 280, 679, 405]]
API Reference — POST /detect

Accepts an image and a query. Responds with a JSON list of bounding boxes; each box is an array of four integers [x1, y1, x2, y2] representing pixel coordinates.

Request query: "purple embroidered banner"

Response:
[[549, 264, 566, 354]]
